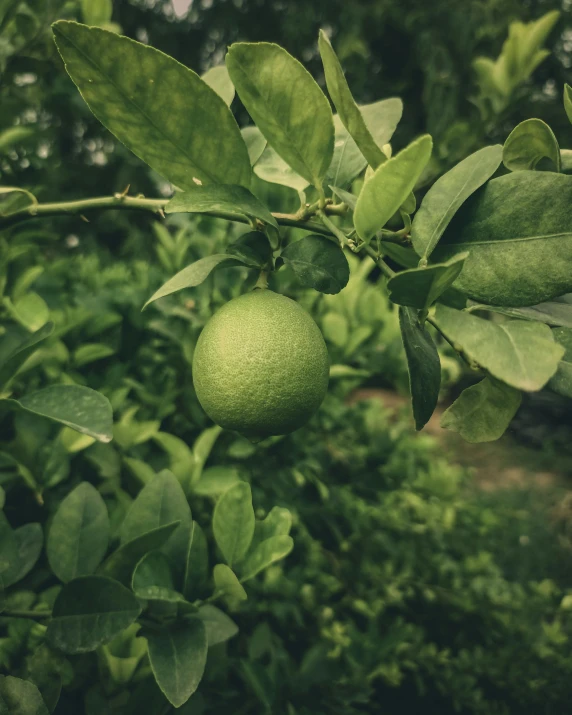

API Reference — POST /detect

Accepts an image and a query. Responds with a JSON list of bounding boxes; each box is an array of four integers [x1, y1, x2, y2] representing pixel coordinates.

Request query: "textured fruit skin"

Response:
[[192, 289, 330, 439]]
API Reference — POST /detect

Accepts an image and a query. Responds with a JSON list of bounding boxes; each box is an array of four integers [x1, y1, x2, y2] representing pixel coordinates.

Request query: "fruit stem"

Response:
[[254, 270, 269, 289]]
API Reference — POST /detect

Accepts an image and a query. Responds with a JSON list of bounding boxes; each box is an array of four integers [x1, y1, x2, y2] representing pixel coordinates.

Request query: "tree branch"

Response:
[[0, 194, 401, 243]]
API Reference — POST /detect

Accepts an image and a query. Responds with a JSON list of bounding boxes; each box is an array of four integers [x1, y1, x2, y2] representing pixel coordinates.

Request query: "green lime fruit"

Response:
[[192, 289, 329, 440]]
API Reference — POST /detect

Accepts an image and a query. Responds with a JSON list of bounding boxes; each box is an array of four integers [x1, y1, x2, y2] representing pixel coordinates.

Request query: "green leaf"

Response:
[[143, 254, 242, 309], [183, 521, 209, 601], [227, 232, 273, 269], [548, 327, 572, 398], [5, 386, 113, 442], [52, 22, 251, 189], [252, 506, 292, 551], [388, 254, 468, 310], [101, 522, 180, 586], [132, 551, 182, 602], [280, 235, 350, 295], [193, 466, 242, 497], [330, 186, 357, 211], [2, 523, 43, 588], [73, 343, 114, 367], [399, 307, 441, 430], [213, 564, 247, 605], [433, 304, 564, 391], [5, 292, 49, 333], [213, 482, 254, 567], [0, 677, 49, 715], [120, 471, 191, 574], [47, 576, 141, 654], [441, 377, 522, 442], [240, 535, 293, 582], [354, 135, 432, 241], [201, 64, 234, 107], [432, 171, 572, 306], [47, 482, 109, 583], [190, 424, 222, 485], [226, 42, 334, 187], [502, 119, 561, 172], [468, 300, 572, 329], [319, 31, 399, 169], [242, 125, 267, 166], [324, 116, 367, 191], [0, 512, 18, 580], [0, 187, 37, 217], [411, 145, 502, 259], [147, 619, 207, 708], [197, 604, 238, 647], [564, 83, 572, 124], [0, 321, 53, 389], [253, 143, 309, 192], [166, 184, 278, 229], [81, 0, 112, 26]]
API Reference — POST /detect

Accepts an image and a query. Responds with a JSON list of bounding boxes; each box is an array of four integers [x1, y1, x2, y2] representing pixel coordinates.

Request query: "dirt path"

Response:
[[350, 388, 571, 493]]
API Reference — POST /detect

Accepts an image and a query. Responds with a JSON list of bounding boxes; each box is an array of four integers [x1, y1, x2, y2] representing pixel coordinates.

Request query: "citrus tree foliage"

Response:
[[1, 5, 572, 711]]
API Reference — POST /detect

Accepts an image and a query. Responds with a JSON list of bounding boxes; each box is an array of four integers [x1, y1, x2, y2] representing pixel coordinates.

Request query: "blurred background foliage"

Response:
[[2, 1, 572, 713]]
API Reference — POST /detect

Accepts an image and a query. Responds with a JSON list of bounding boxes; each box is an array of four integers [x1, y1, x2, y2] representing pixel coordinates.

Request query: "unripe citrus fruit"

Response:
[[192, 289, 329, 440]]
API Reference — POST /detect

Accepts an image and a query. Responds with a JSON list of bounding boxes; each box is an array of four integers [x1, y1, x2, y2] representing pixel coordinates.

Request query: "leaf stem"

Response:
[[318, 210, 350, 248], [363, 245, 396, 279]]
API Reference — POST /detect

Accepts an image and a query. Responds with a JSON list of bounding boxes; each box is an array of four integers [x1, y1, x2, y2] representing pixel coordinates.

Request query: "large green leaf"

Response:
[[46, 576, 141, 654], [101, 521, 180, 586], [47, 482, 109, 583], [166, 184, 278, 229], [251, 506, 292, 551], [241, 126, 267, 165], [226, 42, 334, 187], [319, 31, 386, 169], [227, 232, 273, 269], [201, 65, 234, 107], [433, 304, 564, 391], [564, 83, 572, 124], [239, 535, 293, 582], [197, 604, 238, 647], [0, 512, 18, 580], [354, 135, 432, 241], [432, 171, 572, 306], [441, 377, 522, 442], [4, 385, 113, 442], [387, 254, 468, 310], [548, 327, 572, 398], [213, 563, 247, 605], [280, 235, 350, 295], [399, 307, 441, 430], [120, 471, 191, 574], [0, 321, 54, 389], [2, 523, 43, 588], [213, 482, 254, 567], [324, 100, 402, 190], [253, 143, 309, 192], [502, 119, 560, 172], [183, 521, 209, 601], [411, 145, 502, 259], [52, 22, 251, 189], [469, 299, 572, 328], [0, 677, 49, 715], [131, 551, 181, 603], [147, 619, 207, 708], [143, 254, 243, 309]]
